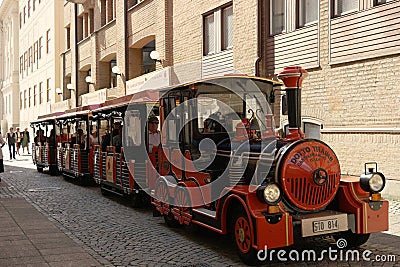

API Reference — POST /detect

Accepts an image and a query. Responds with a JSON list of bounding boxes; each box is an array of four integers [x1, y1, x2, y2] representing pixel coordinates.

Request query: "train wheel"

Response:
[[174, 187, 192, 225], [49, 166, 58, 176], [231, 208, 262, 266], [100, 184, 109, 196], [131, 192, 142, 208], [334, 230, 370, 247], [37, 167, 44, 173], [155, 180, 179, 228]]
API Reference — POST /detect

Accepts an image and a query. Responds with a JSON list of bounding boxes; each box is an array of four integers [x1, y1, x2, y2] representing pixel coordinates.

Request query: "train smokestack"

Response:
[[278, 66, 307, 141]]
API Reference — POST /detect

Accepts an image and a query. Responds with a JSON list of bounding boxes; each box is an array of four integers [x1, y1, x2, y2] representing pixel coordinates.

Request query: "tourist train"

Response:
[[31, 66, 388, 265]]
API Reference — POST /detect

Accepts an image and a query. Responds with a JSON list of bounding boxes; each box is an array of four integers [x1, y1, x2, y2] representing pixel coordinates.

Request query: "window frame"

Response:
[[203, 3, 233, 56], [270, 0, 286, 35], [332, 0, 359, 17], [297, 0, 319, 28]]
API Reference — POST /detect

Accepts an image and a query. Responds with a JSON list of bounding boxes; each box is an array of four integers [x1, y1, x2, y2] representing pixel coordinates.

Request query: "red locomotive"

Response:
[[30, 66, 388, 265]]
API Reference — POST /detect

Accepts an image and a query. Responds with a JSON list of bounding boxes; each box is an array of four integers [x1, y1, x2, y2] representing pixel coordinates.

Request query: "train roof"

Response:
[[32, 111, 65, 125], [56, 104, 100, 120], [159, 75, 283, 94], [93, 89, 159, 113]]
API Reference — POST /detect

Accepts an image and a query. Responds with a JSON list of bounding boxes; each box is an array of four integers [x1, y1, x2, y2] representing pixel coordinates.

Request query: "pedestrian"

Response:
[[6, 127, 16, 160], [16, 127, 22, 156], [21, 128, 31, 154], [0, 132, 6, 181]]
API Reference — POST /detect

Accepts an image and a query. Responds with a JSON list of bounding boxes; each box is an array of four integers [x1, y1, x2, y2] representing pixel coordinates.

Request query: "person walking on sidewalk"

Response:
[[16, 127, 22, 156], [0, 132, 5, 181], [6, 127, 16, 160], [21, 128, 31, 154]]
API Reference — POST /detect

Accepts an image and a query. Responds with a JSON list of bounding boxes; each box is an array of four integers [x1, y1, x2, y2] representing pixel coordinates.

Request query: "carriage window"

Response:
[[197, 93, 242, 133], [125, 110, 141, 146]]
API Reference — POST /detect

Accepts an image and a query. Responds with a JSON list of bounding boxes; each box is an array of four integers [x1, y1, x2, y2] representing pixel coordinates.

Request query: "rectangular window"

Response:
[[46, 29, 51, 54], [89, 9, 94, 33], [24, 90, 27, 109], [28, 0, 31, 17], [39, 82, 43, 104], [66, 26, 71, 49], [20, 92, 23, 109], [47, 78, 51, 102], [19, 56, 23, 73], [29, 88, 31, 107], [271, 0, 285, 35], [24, 52, 28, 71], [23, 6, 26, 24], [374, 0, 395, 5], [34, 85, 37, 106], [33, 0, 36, 11], [298, 0, 318, 27], [39, 37, 43, 59], [222, 6, 233, 50], [204, 14, 215, 55], [29, 46, 33, 70], [19, 12, 22, 28], [333, 0, 358, 17], [101, 0, 107, 26], [33, 41, 38, 63]]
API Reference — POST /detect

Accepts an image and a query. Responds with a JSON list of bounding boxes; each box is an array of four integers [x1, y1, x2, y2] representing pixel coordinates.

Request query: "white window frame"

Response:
[[203, 4, 233, 56]]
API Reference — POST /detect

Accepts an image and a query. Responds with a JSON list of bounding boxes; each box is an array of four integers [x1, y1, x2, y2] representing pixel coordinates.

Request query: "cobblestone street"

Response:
[[1, 161, 400, 266]]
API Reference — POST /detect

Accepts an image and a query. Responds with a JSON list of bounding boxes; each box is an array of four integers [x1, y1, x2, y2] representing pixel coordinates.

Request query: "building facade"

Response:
[[18, 0, 64, 130], [0, 0, 19, 133]]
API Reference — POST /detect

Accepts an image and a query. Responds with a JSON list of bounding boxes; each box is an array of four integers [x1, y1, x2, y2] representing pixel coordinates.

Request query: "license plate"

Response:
[[299, 211, 348, 237], [313, 219, 338, 233]]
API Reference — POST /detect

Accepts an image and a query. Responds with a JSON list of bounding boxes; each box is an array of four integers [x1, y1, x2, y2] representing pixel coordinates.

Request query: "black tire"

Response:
[[154, 180, 180, 227], [49, 166, 58, 176], [231, 207, 263, 266], [131, 192, 143, 208], [334, 230, 370, 248], [100, 185, 109, 196], [163, 213, 180, 228], [37, 167, 44, 173]]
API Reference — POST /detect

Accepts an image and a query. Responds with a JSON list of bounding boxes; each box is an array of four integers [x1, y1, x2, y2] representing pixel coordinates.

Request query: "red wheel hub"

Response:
[[235, 217, 251, 253]]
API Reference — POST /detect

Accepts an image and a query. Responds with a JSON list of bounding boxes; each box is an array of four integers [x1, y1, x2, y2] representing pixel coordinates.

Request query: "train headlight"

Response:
[[257, 183, 281, 205], [360, 172, 385, 193]]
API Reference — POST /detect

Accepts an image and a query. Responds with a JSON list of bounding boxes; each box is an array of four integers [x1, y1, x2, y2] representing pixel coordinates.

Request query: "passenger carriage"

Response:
[[91, 90, 159, 206], [56, 105, 99, 184], [31, 111, 65, 175]]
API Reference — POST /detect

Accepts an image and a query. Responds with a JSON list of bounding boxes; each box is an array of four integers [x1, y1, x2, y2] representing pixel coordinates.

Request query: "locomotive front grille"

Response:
[[286, 174, 338, 206]]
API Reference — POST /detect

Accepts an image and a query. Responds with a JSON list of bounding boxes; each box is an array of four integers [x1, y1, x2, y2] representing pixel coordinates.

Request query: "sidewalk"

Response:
[[0, 196, 101, 266]]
